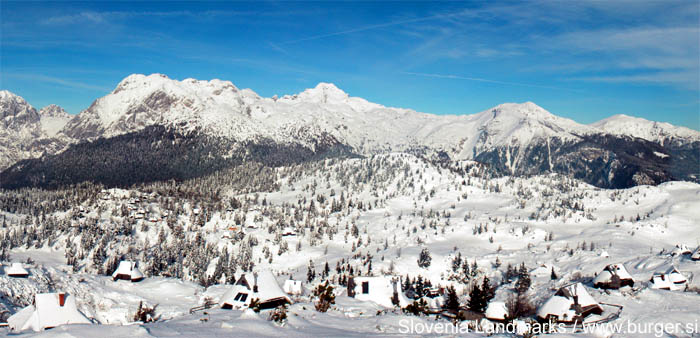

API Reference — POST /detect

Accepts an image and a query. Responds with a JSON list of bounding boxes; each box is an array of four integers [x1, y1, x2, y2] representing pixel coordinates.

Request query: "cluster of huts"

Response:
[[2, 244, 698, 333], [534, 260, 693, 325], [1, 260, 145, 332]]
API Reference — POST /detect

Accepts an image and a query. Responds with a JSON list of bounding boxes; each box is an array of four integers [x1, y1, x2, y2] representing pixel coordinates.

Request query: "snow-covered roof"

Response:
[[112, 260, 144, 281], [283, 280, 303, 295], [220, 270, 291, 308], [8, 293, 91, 332], [254, 271, 291, 303], [650, 274, 672, 290], [6, 262, 29, 276], [485, 301, 508, 321], [691, 246, 700, 260], [672, 244, 693, 256], [650, 267, 687, 290], [350, 276, 410, 308], [592, 263, 633, 285], [537, 283, 601, 321], [665, 267, 687, 284], [422, 295, 444, 311]]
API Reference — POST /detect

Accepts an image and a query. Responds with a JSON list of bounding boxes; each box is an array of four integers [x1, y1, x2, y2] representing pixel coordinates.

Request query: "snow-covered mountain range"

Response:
[[56, 74, 593, 156], [1, 74, 698, 189]]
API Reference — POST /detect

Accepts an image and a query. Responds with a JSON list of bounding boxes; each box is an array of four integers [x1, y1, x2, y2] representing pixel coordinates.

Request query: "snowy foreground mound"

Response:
[[1, 153, 699, 337]]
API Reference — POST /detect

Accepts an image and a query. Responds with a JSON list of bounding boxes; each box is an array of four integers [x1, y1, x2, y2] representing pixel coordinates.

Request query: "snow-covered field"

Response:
[[1, 153, 699, 337]]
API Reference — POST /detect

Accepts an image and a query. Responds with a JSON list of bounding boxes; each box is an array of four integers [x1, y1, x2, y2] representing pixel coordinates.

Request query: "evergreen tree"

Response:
[[417, 248, 432, 268], [451, 252, 462, 273], [307, 260, 316, 283], [323, 262, 330, 280], [444, 285, 460, 312], [515, 263, 531, 295], [468, 284, 486, 313]]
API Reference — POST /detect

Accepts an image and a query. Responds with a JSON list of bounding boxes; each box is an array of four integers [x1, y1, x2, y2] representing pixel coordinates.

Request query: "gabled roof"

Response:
[[556, 283, 599, 308], [485, 301, 508, 321], [650, 267, 687, 290], [672, 244, 692, 256], [691, 246, 700, 260], [592, 263, 633, 285], [112, 260, 144, 281], [665, 267, 687, 284], [537, 283, 601, 321], [220, 271, 291, 308], [7, 293, 91, 332], [254, 271, 291, 303]]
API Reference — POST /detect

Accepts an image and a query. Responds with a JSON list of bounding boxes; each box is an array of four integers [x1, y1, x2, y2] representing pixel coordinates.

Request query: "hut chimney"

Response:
[[253, 272, 259, 293]]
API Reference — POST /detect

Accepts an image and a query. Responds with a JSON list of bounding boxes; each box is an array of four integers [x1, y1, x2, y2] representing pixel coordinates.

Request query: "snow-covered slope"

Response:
[[591, 114, 700, 145], [38, 104, 71, 137]]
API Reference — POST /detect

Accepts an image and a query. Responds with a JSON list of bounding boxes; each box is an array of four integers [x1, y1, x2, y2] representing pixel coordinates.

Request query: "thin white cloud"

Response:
[[40, 10, 248, 25], [403, 2, 699, 90], [403, 72, 581, 92], [279, 12, 459, 45], [3, 73, 111, 92], [574, 72, 699, 90], [553, 27, 698, 54]]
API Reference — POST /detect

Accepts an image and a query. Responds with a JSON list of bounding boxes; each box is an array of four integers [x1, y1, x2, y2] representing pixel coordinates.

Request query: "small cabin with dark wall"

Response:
[[220, 271, 291, 310], [650, 267, 687, 291], [592, 263, 634, 289], [347, 276, 410, 308], [112, 261, 145, 282], [537, 283, 603, 324]]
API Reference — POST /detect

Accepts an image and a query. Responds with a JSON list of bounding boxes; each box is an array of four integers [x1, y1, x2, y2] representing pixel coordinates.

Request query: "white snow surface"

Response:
[[37, 105, 70, 137]]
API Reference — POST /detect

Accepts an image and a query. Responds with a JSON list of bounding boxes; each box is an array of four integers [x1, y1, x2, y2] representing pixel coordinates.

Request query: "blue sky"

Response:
[[1, 1, 698, 129]]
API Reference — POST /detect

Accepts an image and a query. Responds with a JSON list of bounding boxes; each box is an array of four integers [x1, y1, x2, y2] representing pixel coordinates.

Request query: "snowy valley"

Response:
[[1, 152, 699, 337]]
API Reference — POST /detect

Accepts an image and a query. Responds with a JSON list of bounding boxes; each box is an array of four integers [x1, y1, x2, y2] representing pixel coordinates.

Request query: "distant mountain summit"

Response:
[[1, 90, 40, 129], [1, 74, 698, 189], [591, 114, 700, 146], [0, 91, 70, 169]]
